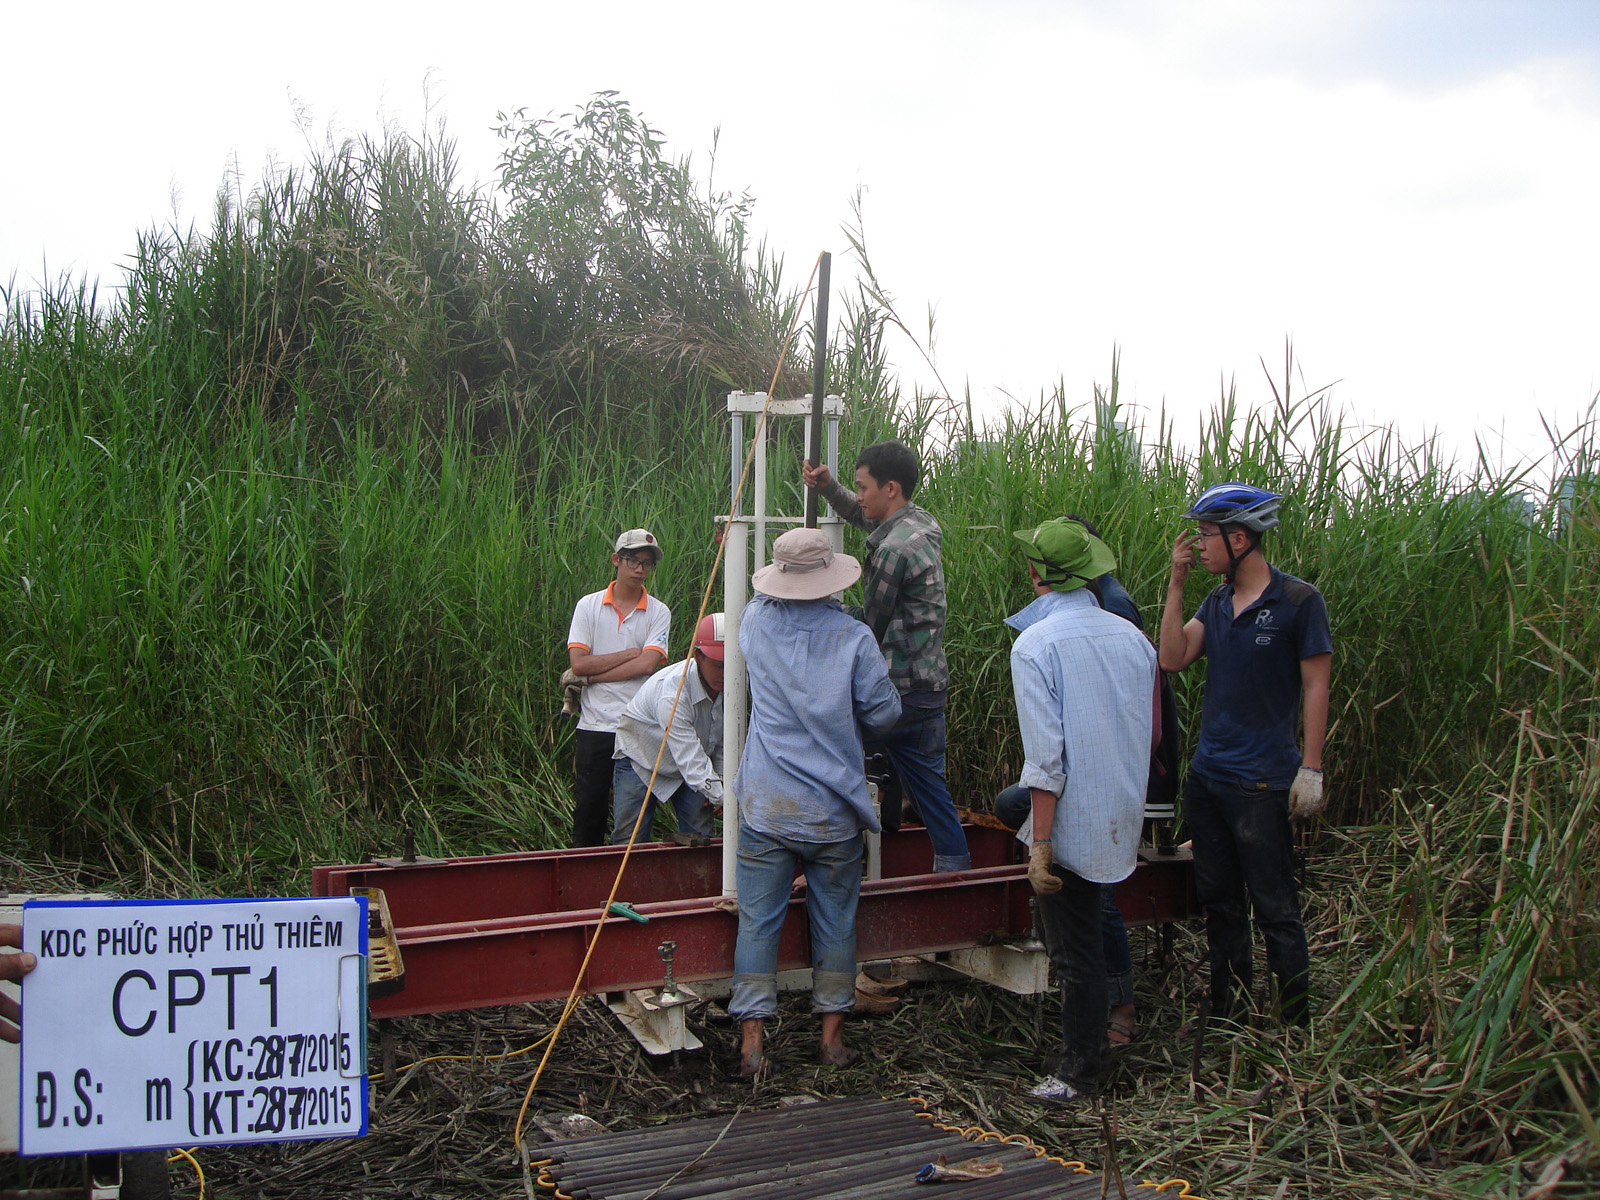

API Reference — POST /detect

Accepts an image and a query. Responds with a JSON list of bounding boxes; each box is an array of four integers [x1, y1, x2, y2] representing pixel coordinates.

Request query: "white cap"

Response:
[[614, 528, 662, 562]]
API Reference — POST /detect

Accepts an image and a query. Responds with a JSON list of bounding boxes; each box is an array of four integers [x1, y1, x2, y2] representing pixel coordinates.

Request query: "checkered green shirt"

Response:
[[821, 482, 949, 696]]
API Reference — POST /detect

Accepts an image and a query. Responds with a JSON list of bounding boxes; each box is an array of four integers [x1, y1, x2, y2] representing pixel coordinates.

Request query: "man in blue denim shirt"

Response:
[[1159, 484, 1332, 1027], [730, 528, 902, 1078]]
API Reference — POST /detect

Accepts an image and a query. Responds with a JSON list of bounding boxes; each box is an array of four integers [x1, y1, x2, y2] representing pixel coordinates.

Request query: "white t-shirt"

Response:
[[567, 583, 671, 733]]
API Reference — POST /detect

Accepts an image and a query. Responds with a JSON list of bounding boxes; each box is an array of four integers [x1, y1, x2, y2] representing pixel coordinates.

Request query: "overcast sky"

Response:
[[7, 0, 1599, 478]]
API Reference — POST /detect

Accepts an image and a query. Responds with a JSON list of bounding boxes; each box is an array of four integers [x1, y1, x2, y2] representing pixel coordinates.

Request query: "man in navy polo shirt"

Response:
[[1158, 484, 1332, 1026]]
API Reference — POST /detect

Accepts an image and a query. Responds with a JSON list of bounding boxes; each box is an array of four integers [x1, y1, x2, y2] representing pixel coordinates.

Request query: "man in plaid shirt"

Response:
[[803, 440, 971, 871]]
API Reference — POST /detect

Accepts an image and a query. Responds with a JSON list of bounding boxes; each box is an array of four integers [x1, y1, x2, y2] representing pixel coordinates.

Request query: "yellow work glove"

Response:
[[1288, 767, 1325, 820], [559, 668, 588, 719], [1027, 841, 1062, 895]]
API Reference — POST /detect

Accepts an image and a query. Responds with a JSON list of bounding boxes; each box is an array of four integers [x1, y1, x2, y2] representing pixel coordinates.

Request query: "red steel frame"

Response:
[[312, 825, 1198, 1019]]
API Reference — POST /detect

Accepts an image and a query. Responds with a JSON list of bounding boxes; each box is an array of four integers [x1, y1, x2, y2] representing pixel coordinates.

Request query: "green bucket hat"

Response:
[[1012, 517, 1117, 592]]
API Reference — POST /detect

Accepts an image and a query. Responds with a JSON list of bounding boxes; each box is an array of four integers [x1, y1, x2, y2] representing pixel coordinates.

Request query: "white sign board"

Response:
[[18, 897, 367, 1154]]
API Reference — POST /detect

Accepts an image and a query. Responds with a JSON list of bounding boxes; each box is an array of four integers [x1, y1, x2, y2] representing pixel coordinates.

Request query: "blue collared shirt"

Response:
[[1191, 568, 1332, 789], [1009, 588, 1157, 883], [735, 594, 903, 843]]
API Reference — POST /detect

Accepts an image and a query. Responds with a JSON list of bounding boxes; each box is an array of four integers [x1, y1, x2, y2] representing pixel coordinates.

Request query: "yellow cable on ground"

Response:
[[166, 1146, 204, 1197], [512, 253, 828, 1176], [368, 1032, 555, 1083]]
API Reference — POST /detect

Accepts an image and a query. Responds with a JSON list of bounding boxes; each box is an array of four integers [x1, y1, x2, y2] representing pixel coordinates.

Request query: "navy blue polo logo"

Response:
[[1254, 607, 1276, 645]]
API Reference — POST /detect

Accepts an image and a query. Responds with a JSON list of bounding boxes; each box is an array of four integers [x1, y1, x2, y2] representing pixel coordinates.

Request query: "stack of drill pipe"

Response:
[[536, 1095, 1158, 1199]]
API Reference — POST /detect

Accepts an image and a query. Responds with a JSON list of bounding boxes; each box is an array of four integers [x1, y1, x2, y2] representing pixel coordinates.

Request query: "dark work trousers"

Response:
[[1035, 865, 1107, 1093], [993, 785, 1134, 1005], [1184, 771, 1310, 1024], [572, 729, 617, 847]]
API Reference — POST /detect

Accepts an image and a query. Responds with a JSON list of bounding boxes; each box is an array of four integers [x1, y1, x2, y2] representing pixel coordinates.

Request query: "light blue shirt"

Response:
[[736, 594, 903, 843], [1009, 588, 1157, 883]]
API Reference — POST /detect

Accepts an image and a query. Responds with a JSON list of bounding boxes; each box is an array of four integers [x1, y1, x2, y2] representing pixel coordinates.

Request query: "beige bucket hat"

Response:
[[752, 528, 861, 600]]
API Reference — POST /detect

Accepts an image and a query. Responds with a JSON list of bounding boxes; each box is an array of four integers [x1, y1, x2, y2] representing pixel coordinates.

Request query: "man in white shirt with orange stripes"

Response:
[[565, 529, 671, 846]]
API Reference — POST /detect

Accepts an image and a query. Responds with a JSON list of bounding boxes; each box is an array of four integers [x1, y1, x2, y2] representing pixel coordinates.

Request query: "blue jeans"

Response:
[[609, 759, 716, 845], [994, 785, 1133, 1008], [730, 824, 862, 1019], [869, 707, 970, 871], [1184, 771, 1310, 1023]]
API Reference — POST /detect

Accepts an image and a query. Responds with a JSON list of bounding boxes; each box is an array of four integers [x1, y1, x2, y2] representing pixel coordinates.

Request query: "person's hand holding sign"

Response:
[[1, 921, 37, 1043]]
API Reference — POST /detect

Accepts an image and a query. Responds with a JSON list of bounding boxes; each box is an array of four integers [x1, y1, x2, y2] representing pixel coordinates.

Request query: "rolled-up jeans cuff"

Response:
[[1108, 967, 1134, 1009], [730, 973, 777, 1021], [932, 853, 971, 873], [811, 969, 856, 1014]]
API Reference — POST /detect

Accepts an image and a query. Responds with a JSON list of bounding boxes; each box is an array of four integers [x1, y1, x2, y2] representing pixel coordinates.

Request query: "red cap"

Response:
[[693, 613, 725, 661]]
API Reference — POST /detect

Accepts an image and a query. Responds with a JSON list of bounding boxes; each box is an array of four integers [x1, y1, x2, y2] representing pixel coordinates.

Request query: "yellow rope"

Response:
[[896, 1095, 1121, 1178], [1147, 1180, 1208, 1198], [166, 1146, 205, 1197], [512, 252, 827, 1172], [536, 1164, 575, 1198]]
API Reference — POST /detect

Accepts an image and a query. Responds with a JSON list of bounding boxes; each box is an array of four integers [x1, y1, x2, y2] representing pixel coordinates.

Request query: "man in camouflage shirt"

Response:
[[803, 440, 971, 871]]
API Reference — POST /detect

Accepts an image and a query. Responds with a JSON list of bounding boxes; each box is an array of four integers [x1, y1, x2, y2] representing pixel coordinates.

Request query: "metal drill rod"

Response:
[[542, 1097, 897, 1159], [585, 1147, 975, 1200], [546, 1120, 958, 1185], [550, 1120, 969, 1191], [542, 1101, 1153, 1200], [803, 251, 831, 530], [834, 1152, 1062, 1200], [543, 1095, 894, 1151], [589, 1144, 1061, 1200], [545, 1114, 1026, 1192]]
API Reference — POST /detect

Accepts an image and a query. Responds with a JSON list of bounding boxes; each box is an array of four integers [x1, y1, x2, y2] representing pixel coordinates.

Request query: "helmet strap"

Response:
[[1222, 527, 1260, 583]]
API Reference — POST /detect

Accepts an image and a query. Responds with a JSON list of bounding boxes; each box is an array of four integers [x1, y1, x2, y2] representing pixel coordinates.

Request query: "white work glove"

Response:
[[558, 669, 588, 719], [702, 779, 724, 810], [1288, 767, 1325, 820], [1027, 841, 1062, 895]]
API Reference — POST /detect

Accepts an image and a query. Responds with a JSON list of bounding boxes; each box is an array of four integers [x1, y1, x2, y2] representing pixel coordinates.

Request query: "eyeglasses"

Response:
[[618, 553, 656, 570], [1192, 530, 1226, 541]]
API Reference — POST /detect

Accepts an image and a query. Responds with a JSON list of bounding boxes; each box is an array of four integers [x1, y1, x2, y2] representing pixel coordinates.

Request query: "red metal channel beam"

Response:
[[357, 866, 1032, 1018], [321, 853, 1197, 1019], [311, 825, 1023, 930], [311, 830, 1195, 1018], [313, 842, 726, 930]]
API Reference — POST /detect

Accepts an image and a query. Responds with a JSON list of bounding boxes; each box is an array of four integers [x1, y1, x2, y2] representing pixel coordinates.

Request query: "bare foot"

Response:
[[818, 1011, 858, 1066], [740, 1047, 769, 1079], [819, 1040, 860, 1067], [739, 1018, 768, 1080]]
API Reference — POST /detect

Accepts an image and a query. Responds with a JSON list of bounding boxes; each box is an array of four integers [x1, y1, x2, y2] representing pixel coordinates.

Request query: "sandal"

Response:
[[1107, 1015, 1138, 1046]]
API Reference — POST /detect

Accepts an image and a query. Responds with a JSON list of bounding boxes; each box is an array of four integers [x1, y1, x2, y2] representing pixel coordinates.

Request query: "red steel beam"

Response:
[[311, 826, 1023, 929], [313, 842, 727, 930], [312, 834, 1197, 1019], [354, 868, 1030, 1018]]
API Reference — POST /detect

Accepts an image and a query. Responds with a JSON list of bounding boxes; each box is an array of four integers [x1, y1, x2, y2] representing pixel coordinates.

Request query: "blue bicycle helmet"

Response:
[[1182, 483, 1282, 533]]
